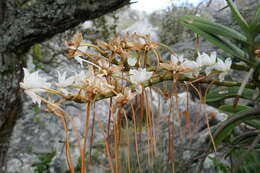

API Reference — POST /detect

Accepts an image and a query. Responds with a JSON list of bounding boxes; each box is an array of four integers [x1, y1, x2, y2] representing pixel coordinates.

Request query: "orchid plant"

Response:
[[20, 31, 240, 173], [182, 0, 260, 172]]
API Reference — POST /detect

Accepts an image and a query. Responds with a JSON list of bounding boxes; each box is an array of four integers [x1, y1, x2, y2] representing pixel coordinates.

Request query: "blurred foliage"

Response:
[[83, 10, 121, 43], [92, 12, 119, 42], [157, 3, 213, 45], [206, 86, 260, 102], [32, 44, 45, 70], [209, 156, 230, 173], [210, 149, 260, 173], [34, 151, 56, 173], [158, 6, 195, 45]]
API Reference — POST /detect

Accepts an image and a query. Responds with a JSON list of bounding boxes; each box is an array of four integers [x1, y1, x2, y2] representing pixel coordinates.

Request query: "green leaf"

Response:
[[209, 156, 230, 173], [225, 0, 249, 32], [218, 104, 260, 129], [217, 35, 247, 59], [213, 108, 260, 148], [250, 4, 260, 29], [250, 23, 260, 38], [182, 16, 247, 42], [33, 44, 43, 60], [232, 131, 260, 146], [245, 119, 260, 129], [206, 86, 260, 102], [219, 104, 253, 114], [219, 104, 260, 129], [181, 22, 248, 63]]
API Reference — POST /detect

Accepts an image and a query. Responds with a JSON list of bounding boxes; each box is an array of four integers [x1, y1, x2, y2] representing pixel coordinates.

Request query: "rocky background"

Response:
[[6, 0, 259, 172]]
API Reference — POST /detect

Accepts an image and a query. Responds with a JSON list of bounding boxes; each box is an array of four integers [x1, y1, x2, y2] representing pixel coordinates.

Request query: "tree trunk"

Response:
[[0, 52, 25, 172], [0, 0, 130, 172]]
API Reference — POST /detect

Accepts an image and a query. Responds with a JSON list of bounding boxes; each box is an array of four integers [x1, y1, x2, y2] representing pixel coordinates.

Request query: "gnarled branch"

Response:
[[0, 0, 130, 53]]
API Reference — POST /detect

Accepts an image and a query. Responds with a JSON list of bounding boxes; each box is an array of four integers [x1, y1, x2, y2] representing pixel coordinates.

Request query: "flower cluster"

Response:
[[19, 33, 235, 173], [160, 51, 231, 81], [20, 33, 232, 107]]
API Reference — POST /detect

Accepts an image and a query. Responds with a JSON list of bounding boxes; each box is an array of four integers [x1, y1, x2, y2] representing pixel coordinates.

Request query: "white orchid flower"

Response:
[[196, 52, 217, 67], [129, 68, 153, 84], [129, 68, 153, 94], [214, 58, 232, 72], [74, 71, 89, 87], [56, 71, 74, 95], [20, 68, 51, 106], [213, 58, 232, 81], [127, 57, 137, 66], [161, 54, 196, 73], [171, 54, 184, 65], [183, 60, 200, 70], [196, 52, 217, 75], [21, 68, 51, 90], [56, 71, 74, 88], [182, 60, 200, 78]]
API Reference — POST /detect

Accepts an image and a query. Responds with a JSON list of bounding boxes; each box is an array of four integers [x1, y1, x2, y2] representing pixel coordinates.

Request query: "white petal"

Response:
[[74, 71, 88, 86], [210, 51, 217, 64], [171, 55, 178, 65], [214, 58, 225, 71], [25, 90, 42, 107], [127, 57, 137, 66], [205, 67, 213, 76], [75, 55, 84, 67], [78, 46, 88, 52], [65, 76, 74, 86], [56, 71, 75, 87], [183, 60, 199, 70], [178, 55, 184, 63], [129, 68, 152, 84], [60, 88, 70, 96], [22, 68, 50, 90], [225, 58, 232, 70], [197, 53, 211, 66]]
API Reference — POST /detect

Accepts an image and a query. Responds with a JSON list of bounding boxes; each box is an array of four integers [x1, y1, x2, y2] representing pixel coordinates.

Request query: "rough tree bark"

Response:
[[0, 0, 130, 172]]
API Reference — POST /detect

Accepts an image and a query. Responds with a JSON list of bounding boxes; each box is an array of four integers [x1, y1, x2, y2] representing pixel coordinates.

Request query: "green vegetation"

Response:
[[34, 151, 56, 173], [182, 0, 260, 172]]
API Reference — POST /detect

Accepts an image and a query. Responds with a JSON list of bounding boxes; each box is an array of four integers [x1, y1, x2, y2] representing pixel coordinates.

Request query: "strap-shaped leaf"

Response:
[[250, 4, 260, 28], [232, 131, 260, 146], [181, 22, 249, 63], [225, 0, 249, 32], [182, 15, 247, 42], [206, 86, 260, 102], [213, 107, 260, 148], [219, 104, 260, 129], [250, 23, 260, 38], [245, 119, 260, 130], [217, 35, 247, 59], [219, 104, 253, 114]]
